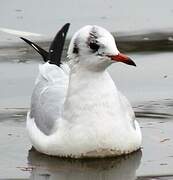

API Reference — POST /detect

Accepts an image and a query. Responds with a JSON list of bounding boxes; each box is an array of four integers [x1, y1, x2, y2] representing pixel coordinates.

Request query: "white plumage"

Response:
[[26, 25, 142, 158]]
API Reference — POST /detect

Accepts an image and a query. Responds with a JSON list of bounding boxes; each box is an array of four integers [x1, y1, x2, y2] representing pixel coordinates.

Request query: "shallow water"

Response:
[[0, 99, 173, 179], [0, 19, 173, 180], [0, 46, 173, 179]]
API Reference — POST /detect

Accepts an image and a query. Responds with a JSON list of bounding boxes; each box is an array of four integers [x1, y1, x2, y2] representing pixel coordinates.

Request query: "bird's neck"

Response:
[[68, 58, 116, 95], [63, 64, 119, 123], [67, 55, 112, 73], [69, 68, 110, 93]]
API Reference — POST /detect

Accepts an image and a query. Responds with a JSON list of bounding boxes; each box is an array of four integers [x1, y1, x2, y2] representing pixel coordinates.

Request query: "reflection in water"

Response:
[[135, 111, 172, 119], [134, 99, 173, 120], [0, 109, 27, 122], [28, 149, 142, 180]]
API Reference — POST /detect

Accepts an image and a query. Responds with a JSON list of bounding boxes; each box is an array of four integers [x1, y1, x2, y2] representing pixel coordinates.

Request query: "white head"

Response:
[[68, 25, 135, 71]]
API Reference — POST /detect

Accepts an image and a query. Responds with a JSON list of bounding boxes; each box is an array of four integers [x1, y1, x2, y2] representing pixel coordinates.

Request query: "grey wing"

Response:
[[30, 63, 69, 135]]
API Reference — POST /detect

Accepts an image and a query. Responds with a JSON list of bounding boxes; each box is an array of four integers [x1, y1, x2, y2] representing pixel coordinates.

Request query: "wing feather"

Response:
[[30, 62, 69, 135]]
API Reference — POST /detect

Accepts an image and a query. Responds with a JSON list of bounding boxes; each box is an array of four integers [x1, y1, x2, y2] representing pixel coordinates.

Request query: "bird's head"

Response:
[[68, 25, 136, 71]]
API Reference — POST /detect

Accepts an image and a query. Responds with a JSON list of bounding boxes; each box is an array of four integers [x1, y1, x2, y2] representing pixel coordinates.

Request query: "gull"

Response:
[[21, 23, 142, 158]]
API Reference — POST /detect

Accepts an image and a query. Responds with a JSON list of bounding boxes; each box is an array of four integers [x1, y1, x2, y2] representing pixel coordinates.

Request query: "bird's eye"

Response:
[[89, 42, 100, 52]]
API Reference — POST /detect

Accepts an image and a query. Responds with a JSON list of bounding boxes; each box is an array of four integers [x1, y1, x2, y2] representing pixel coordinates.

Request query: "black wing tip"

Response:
[[20, 37, 35, 48], [63, 23, 70, 28], [48, 23, 70, 66], [20, 37, 31, 43], [20, 37, 48, 62], [60, 23, 70, 35]]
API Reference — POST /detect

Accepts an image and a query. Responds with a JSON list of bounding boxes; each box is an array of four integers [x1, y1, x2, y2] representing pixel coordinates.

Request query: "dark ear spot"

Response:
[[89, 42, 100, 52], [73, 43, 79, 54]]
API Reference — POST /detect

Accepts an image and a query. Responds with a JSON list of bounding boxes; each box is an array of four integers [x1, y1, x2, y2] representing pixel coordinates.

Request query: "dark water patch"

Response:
[[1, 31, 173, 63], [0, 41, 50, 63], [137, 175, 173, 180], [135, 111, 172, 120], [115, 32, 173, 53], [134, 99, 173, 121], [0, 41, 68, 63], [0, 108, 27, 123], [2, 179, 28, 180]]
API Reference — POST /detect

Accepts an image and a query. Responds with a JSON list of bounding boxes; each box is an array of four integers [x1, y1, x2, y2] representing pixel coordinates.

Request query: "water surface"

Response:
[[0, 15, 173, 179], [0, 99, 173, 179]]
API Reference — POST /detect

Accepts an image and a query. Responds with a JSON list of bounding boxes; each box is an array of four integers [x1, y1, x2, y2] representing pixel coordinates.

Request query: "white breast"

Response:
[[27, 62, 141, 158]]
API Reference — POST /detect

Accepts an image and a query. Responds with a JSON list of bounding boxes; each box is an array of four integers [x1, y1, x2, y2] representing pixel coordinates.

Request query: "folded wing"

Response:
[[30, 63, 69, 135], [21, 23, 70, 135]]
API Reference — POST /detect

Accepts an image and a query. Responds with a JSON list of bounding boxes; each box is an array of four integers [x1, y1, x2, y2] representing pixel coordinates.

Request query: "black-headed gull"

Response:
[[21, 24, 142, 158]]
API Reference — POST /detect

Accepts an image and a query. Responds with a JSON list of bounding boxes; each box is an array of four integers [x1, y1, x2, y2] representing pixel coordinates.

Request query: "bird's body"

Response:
[[24, 24, 142, 158]]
